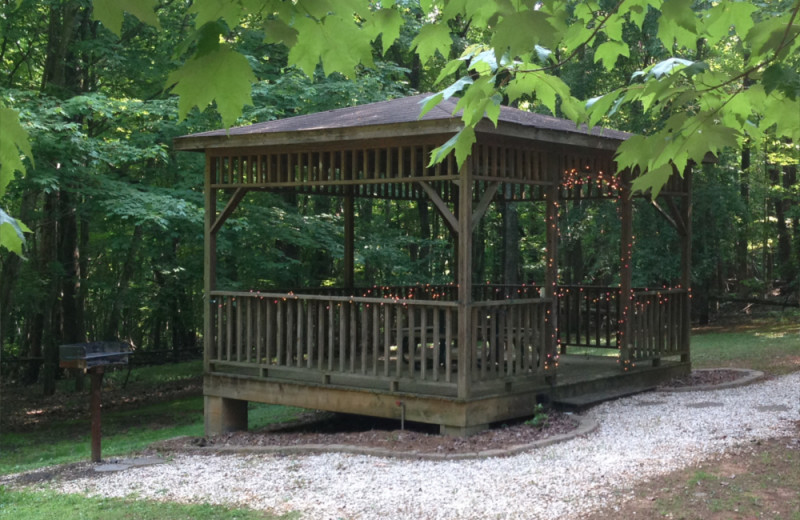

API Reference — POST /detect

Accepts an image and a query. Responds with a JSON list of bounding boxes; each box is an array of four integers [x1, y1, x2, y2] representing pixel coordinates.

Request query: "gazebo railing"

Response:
[[209, 290, 462, 396], [207, 290, 552, 397], [557, 286, 621, 350], [629, 288, 689, 362], [557, 285, 690, 362], [471, 298, 552, 384], [263, 284, 541, 302]]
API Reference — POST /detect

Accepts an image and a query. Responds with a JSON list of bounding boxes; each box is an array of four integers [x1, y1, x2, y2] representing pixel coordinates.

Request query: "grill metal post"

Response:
[[90, 366, 105, 462]]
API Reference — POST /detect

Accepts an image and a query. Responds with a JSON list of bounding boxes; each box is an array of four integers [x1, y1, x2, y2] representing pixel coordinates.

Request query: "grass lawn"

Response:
[[0, 488, 295, 519], [0, 359, 306, 476], [692, 316, 800, 374]]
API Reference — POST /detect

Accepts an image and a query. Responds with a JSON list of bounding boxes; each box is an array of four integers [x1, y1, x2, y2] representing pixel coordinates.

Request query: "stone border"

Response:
[[657, 368, 764, 393], [160, 415, 598, 461]]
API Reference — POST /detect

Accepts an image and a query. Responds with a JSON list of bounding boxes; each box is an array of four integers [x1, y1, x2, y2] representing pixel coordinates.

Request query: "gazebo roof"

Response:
[[174, 93, 630, 152]]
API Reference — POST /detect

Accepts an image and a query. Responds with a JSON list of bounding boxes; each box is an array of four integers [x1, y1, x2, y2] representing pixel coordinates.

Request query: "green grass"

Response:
[[0, 397, 306, 475], [691, 319, 800, 374], [0, 488, 294, 519], [1, 360, 308, 475], [563, 320, 800, 373], [50, 360, 205, 395]]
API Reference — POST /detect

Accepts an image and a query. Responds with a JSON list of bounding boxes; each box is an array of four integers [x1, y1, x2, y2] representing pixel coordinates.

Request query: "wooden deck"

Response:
[[203, 286, 689, 436]]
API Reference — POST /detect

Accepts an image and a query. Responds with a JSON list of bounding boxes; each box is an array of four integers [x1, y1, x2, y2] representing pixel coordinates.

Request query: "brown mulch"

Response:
[[156, 411, 580, 455]]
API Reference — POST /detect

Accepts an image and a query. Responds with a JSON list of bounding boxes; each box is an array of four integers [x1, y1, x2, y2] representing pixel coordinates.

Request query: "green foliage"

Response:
[[0, 208, 31, 258], [0, 106, 33, 254], [92, 0, 160, 36], [524, 403, 549, 429], [167, 45, 257, 128]]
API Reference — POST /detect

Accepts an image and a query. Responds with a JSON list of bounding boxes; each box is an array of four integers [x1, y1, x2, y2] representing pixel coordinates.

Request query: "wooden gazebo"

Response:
[[175, 94, 692, 436]]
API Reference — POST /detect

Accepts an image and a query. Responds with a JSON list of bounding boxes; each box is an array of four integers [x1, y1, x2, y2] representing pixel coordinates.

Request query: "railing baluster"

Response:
[[276, 301, 284, 365], [407, 305, 415, 379], [339, 303, 346, 373], [420, 307, 428, 380], [432, 309, 441, 382], [327, 301, 334, 372], [349, 302, 357, 373], [246, 298, 253, 362], [445, 308, 453, 383], [266, 300, 274, 364], [297, 299, 305, 366], [383, 305, 391, 377], [372, 304, 379, 376], [395, 307, 404, 378], [360, 304, 369, 375]]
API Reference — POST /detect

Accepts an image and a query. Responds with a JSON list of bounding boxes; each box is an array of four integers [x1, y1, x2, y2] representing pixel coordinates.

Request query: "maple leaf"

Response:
[[0, 107, 33, 198], [413, 24, 453, 64], [93, 0, 160, 36], [0, 208, 31, 257], [166, 46, 255, 128]]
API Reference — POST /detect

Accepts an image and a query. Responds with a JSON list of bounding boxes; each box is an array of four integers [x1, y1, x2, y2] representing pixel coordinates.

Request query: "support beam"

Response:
[[680, 167, 693, 364], [544, 161, 560, 371], [211, 187, 247, 235], [418, 181, 458, 234], [205, 395, 248, 435], [456, 161, 474, 400], [649, 197, 682, 234], [619, 169, 634, 370], [471, 181, 501, 232], [204, 156, 218, 374]]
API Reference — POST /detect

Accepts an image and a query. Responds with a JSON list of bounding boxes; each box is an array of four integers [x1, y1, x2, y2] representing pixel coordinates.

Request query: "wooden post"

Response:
[[680, 166, 692, 364], [544, 159, 560, 380], [456, 160, 473, 399], [204, 156, 217, 374], [619, 169, 634, 370], [90, 366, 104, 462], [344, 188, 355, 289]]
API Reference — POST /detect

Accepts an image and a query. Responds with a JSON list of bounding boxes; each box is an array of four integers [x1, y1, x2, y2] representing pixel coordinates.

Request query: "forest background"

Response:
[[0, 0, 798, 394]]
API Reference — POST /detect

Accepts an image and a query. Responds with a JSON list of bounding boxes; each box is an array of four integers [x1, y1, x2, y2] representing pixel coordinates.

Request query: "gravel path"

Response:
[[31, 372, 800, 519]]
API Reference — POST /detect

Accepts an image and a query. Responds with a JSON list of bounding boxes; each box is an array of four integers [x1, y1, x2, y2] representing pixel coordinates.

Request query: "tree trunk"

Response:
[[37, 192, 60, 395], [104, 225, 143, 339], [58, 189, 83, 344], [41, 2, 80, 95], [777, 163, 798, 286], [771, 165, 794, 285], [736, 144, 750, 284]]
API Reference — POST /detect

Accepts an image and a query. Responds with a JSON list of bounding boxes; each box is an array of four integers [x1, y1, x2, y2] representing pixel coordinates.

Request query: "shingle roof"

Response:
[[175, 93, 630, 149]]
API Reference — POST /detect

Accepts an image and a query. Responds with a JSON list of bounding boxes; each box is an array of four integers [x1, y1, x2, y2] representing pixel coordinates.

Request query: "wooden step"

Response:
[[552, 385, 656, 412]]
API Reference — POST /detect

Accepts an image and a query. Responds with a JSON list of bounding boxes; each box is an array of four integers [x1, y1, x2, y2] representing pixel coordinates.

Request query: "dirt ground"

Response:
[[0, 375, 202, 432], [583, 421, 800, 520]]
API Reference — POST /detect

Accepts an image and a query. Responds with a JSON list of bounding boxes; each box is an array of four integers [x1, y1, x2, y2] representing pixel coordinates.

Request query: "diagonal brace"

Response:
[[418, 181, 458, 234], [211, 187, 248, 235], [471, 181, 501, 232]]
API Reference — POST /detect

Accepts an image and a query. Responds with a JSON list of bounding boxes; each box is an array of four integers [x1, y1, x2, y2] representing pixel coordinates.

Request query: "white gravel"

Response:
[[25, 372, 800, 519]]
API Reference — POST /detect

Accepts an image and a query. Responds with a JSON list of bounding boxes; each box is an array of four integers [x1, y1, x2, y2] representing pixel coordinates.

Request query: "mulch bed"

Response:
[[157, 411, 579, 455]]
